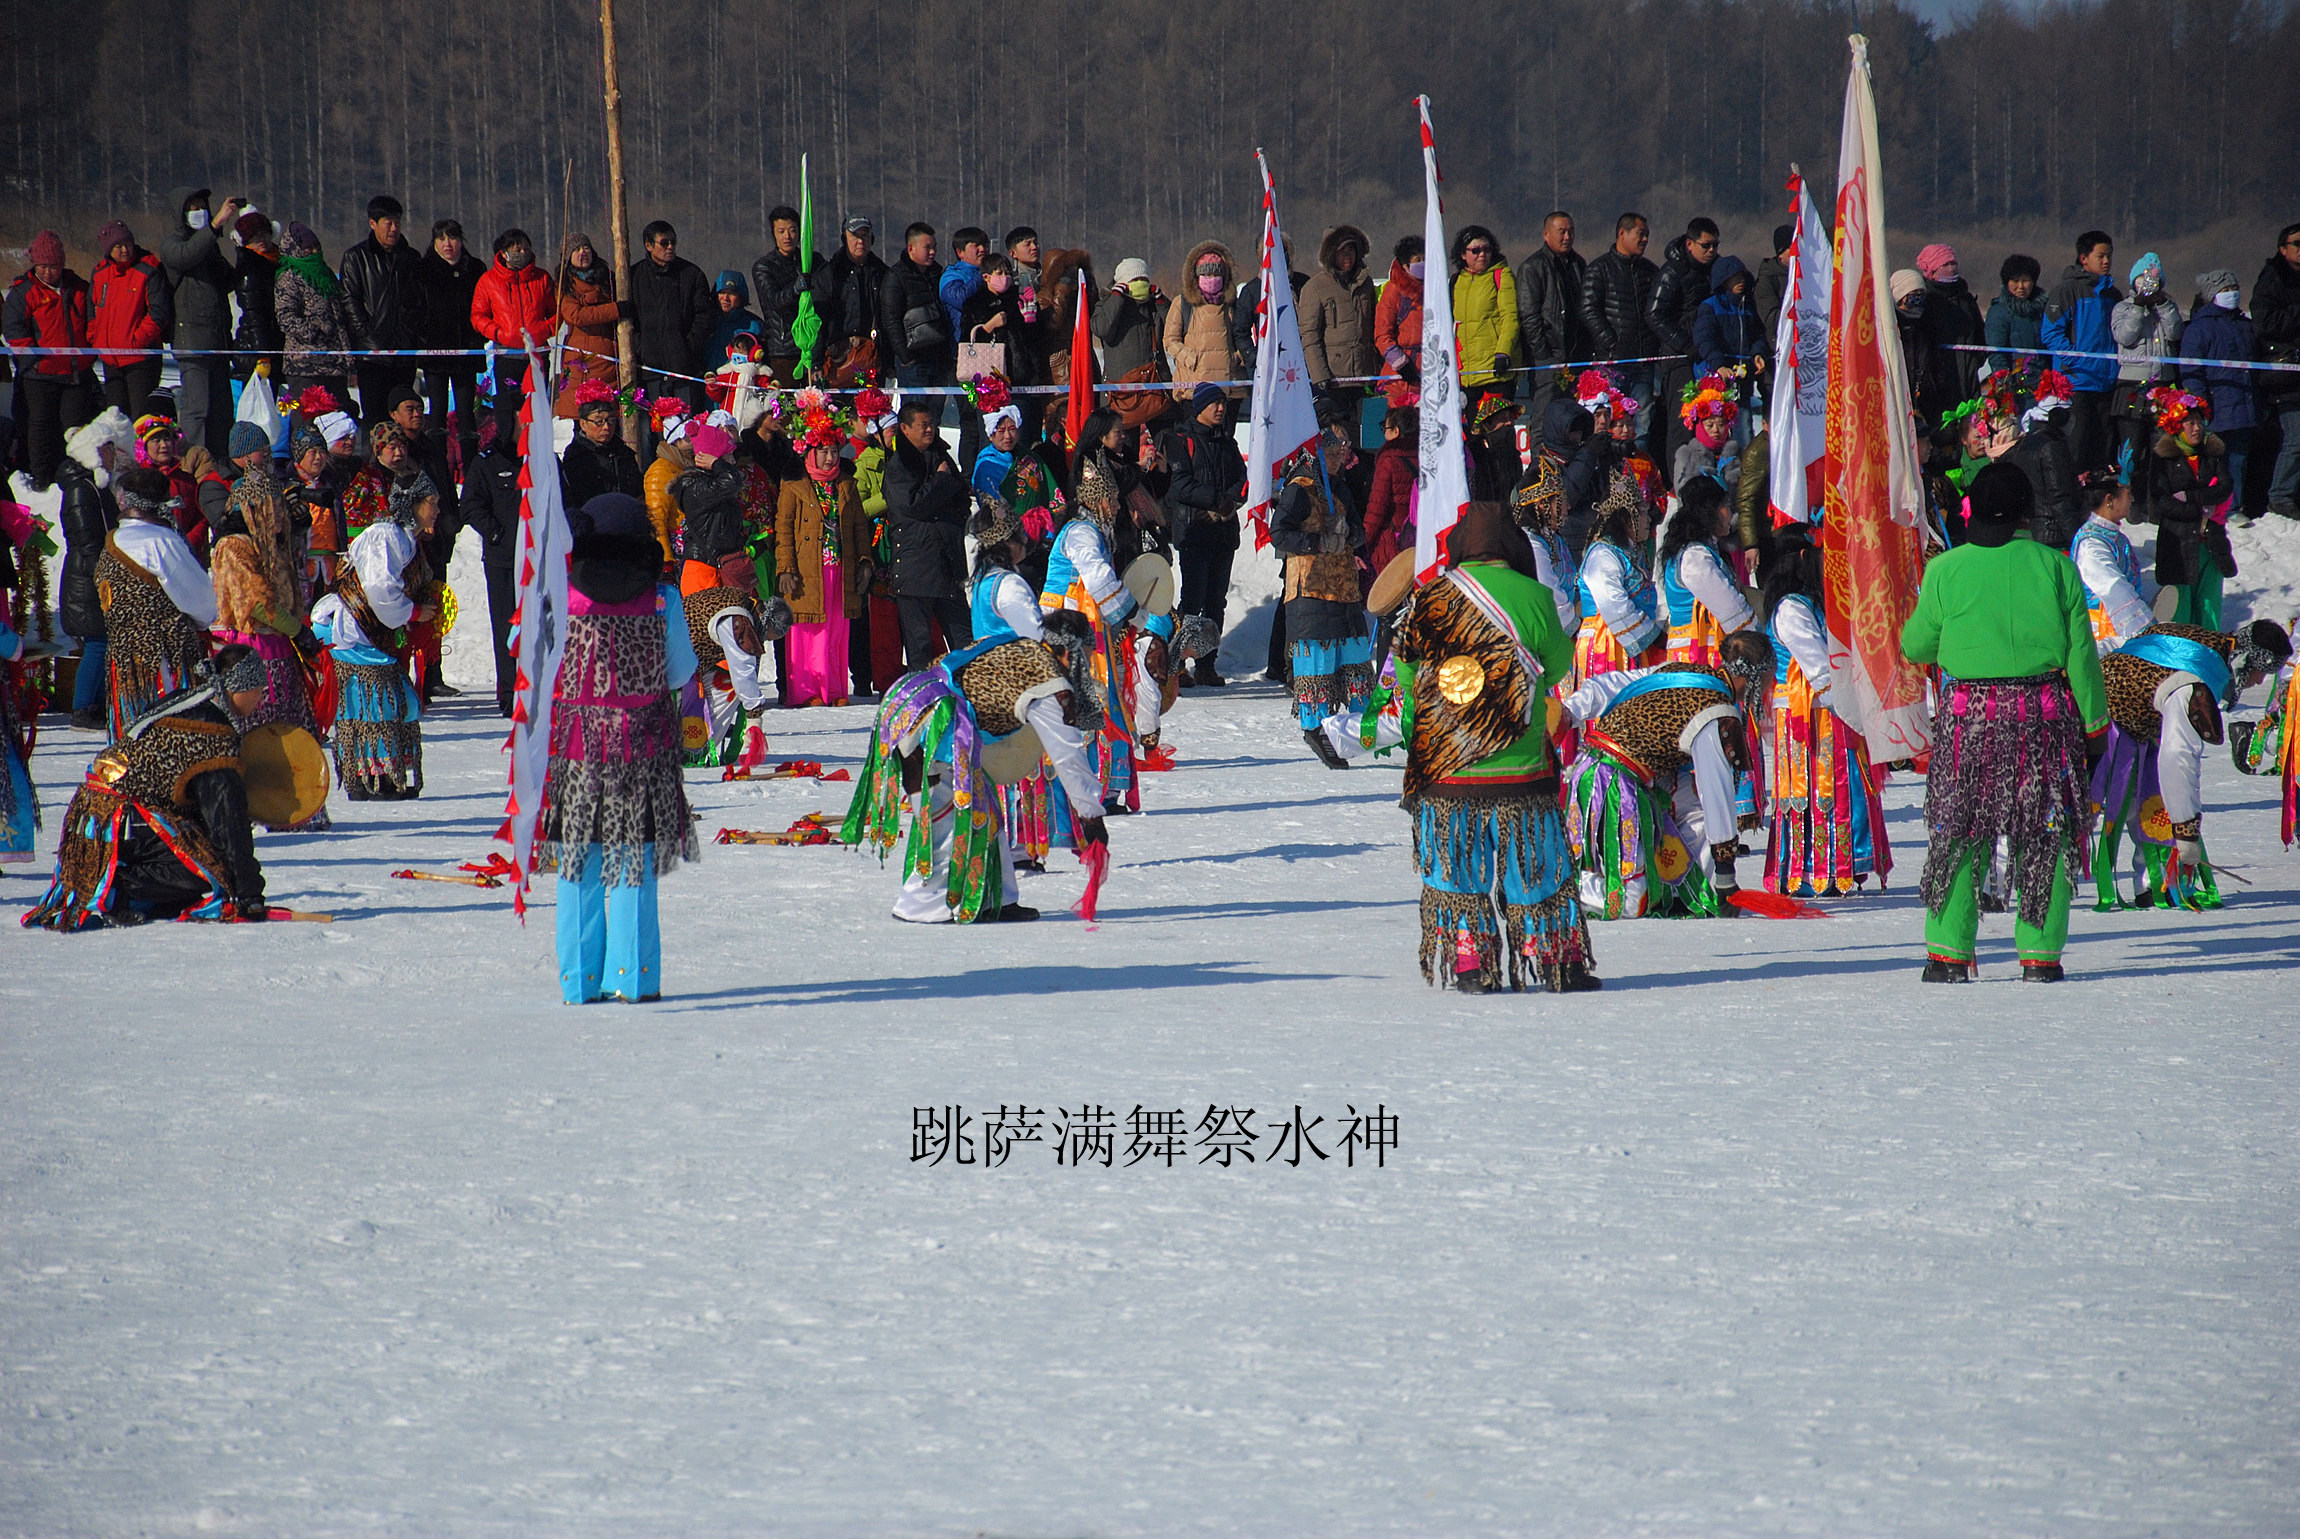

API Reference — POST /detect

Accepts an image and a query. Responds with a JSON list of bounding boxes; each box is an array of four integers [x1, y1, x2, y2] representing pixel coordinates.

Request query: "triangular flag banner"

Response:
[[1412, 95, 1471, 584], [498, 338, 575, 920], [1820, 33, 1930, 765], [1242, 149, 1320, 543], [1766, 169, 1831, 530]]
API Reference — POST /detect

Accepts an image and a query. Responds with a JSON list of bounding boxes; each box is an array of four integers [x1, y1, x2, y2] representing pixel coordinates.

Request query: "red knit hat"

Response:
[[27, 230, 65, 267]]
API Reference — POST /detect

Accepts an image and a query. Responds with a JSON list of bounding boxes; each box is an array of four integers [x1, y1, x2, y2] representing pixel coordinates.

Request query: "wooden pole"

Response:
[[600, 0, 640, 448]]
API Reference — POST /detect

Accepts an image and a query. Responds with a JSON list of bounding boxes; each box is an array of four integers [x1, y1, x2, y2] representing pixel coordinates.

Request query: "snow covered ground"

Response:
[[5, 624, 2299, 1534]]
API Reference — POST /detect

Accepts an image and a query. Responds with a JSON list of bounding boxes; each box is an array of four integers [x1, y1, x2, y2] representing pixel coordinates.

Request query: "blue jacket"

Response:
[[1985, 289, 2046, 374], [2041, 264, 2120, 392], [708, 270, 762, 364], [938, 260, 982, 352], [2177, 303, 2258, 432], [1691, 257, 1768, 372]]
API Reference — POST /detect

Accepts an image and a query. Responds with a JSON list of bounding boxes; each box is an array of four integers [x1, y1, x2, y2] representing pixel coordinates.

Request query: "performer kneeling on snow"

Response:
[[679, 583, 786, 769], [2091, 619, 2290, 911], [542, 494, 701, 1004], [25, 645, 269, 929], [1392, 503, 1597, 994], [1563, 632, 1773, 920], [845, 611, 1110, 924], [1901, 462, 2107, 983]]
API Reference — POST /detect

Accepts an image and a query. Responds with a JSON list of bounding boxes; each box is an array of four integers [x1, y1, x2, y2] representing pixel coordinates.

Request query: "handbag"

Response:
[[901, 304, 947, 354], [957, 340, 1007, 383], [830, 336, 878, 388], [1114, 360, 1167, 429]]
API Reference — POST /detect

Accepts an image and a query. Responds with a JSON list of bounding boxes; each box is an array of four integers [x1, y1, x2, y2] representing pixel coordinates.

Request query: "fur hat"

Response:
[[66, 407, 136, 477]]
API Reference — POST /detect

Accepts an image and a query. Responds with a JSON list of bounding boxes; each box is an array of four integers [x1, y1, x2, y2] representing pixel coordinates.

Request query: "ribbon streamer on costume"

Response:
[[1074, 840, 1110, 924]]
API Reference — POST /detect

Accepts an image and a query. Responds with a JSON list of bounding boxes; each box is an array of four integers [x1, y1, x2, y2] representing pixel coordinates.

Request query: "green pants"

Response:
[[2171, 546, 2224, 629], [1925, 844, 2073, 965]]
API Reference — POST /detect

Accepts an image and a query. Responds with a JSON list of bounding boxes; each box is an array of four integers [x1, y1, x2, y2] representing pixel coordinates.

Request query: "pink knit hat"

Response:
[[686, 422, 735, 460], [1915, 243, 1958, 282]]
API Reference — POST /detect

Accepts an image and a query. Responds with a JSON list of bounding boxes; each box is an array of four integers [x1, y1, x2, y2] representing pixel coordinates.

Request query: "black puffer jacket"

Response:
[[156, 187, 238, 349], [1515, 244, 1587, 366], [815, 247, 888, 349], [1645, 236, 1713, 359], [233, 249, 283, 362], [56, 458, 118, 639], [626, 254, 716, 378], [877, 255, 948, 370], [417, 248, 486, 353], [559, 433, 645, 511], [750, 247, 811, 360], [2004, 419, 2083, 550], [1158, 417, 1246, 552], [338, 235, 428, 350], [1580, 248, 1660, 360], [2253, 252, 2300, 401], [669, 459, 747, 566], [881, 435, 971, 596]]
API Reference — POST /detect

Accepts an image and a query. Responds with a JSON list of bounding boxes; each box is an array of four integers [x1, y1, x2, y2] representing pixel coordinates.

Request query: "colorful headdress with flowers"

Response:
[[1574, 366, 1635, 423], [293, 385, 342, 418], [2147, 383, 2211, 433], [1678, 370, 1739, 431], [788, 384, 853, 451], [853, 384, 895, 431], [962, 372, 1013, 413], [648, 394, 691, 433], [2030, 368, 2075, 410], [574, 379, 648, 418]]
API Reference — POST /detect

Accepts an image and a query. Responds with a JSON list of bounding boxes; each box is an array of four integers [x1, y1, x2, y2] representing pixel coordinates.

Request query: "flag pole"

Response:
[[600, 0, 640, 448]]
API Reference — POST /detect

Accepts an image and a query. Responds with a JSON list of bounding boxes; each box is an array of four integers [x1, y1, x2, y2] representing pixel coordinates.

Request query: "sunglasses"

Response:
[[1465, 245, 1494, 257], [1691, 238, 1719, 251]]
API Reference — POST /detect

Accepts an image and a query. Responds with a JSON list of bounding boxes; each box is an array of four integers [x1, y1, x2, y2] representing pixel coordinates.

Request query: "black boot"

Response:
[[1303, 729, 1349, 770], [1554, 961, 1604, 993], [996, 903, 1041, 923], [1452, 969, 1494, 995], [2021, 961, 2065, 982], [1921, 959, 1972, 983]]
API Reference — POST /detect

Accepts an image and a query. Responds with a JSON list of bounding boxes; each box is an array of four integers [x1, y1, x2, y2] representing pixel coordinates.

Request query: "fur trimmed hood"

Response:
[[1317, 225, 1371, 279]]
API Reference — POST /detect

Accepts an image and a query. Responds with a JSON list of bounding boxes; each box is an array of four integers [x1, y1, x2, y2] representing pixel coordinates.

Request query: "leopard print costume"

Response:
[[1512, 452, 1567, 534], [954, 638, 1073, 738], [1588, 666, 1746, 782], [95, 536, 211, 735], [541, 609, 698, 886], [104, 716, 242, 811], [2101, 623, 2232, 745], [683, 585, 757, 676]]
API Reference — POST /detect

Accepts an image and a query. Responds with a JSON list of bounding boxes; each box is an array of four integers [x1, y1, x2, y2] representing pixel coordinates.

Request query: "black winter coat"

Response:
[[750, 247, 812, 360], [338, 235, 428, 350], [1515, 245, 1588, 366], [670, 460, 747, 566], [815, 248, 888, 348], [626, 255, 716, 377], [878, 255, 949, 368], [1921, 277, 1987, 404], [461, 447, 524, 566], [2151, 434, 2237, 586], [417, 249, 486, 352], [2004, 421, 2083, 550], [559, 433, 644, 512], [156, 189, 238, 348], [232, 249, 283, 361], [1157, 418, 1245, 552], [56, 459, 117, 639], [881, 436, 971, 596], [1645, 237, 1713, 359], [1580, 248, 1660, 360], [2253, 252, 2300, 401]]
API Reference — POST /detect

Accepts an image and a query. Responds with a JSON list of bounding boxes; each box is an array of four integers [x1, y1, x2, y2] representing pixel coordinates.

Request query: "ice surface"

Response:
[[3, 512, 2298, 1536]]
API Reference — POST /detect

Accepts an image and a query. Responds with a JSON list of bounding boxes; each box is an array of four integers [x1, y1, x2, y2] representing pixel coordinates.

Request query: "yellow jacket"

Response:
[[643, 442, 694, 557], [1452, 266, 1521, 388]]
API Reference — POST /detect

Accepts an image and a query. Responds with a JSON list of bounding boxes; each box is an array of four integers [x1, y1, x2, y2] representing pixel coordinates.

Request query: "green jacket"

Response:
[[1400, 559, 1575, 778], [853, 444, 894, 565], [1900, 537, 2107, 731]]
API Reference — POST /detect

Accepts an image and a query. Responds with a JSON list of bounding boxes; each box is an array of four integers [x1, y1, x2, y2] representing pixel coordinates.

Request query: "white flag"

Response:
[[1412, 96, 1470, 582], [1243, 150, 1319, 541], [499, 343, 575, 920], [1765, 169, 1831, 529]]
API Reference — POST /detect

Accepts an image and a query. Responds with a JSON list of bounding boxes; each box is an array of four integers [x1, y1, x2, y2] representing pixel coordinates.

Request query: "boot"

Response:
[[2020, 960, 2065, 982], [70, 707, 105, 732], [1921, 959, 1972, 983], [995, 903, 1041, 923], [1452, 969, 1494, 995], [1196, 662, 1227, 688], [1554, 961, 1604, 993], [1303, 729, 1349, 770]]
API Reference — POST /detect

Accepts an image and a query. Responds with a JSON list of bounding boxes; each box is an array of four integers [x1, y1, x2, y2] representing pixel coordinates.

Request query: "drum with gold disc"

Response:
[[238, 723, 332, 829]]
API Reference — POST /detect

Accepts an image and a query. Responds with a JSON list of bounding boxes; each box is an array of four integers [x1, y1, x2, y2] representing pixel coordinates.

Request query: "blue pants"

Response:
[[73, 637, 108, 713], [556, 844, 661, 1004]]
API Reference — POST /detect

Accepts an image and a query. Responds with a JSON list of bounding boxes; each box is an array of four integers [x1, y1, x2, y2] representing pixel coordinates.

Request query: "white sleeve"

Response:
[[2157, 684, 2205, 827], [1774, 597, 1834, 701], [1065, 521, 1135, 626], [1688, 718, 1741, 847], [710, 611, 769, 709], [2075, 537, 2152, 646], [994, 572, 1044, 640], [308, 592, 366, 651], [1024, 694, 1105, 809], [1563, 666, 1646, 725], [1585, 545, 1661, 653], [1683, 546, 1753, 633], [1530, 541, 1581, 631]]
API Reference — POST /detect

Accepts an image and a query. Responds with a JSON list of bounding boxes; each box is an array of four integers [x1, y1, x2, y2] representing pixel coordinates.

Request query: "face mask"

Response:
[[503, 250, 533, 270], [1127, 279, 1151, 301], [1408, 260, 1426, 280], [1197, 275, 1223, 300], [2217, 290, 2242, 310], [186, 208, 210, 230]]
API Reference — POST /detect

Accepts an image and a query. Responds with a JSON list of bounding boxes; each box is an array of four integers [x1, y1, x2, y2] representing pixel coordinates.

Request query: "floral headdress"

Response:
[[1678, 370, 1739, 431], [853, 384, 895, 432], [2147, 383, 2211, 433], [1975, 368, 2032, 426], [2031, 368, 2075, 410], [648, 395, 690, 433], [293, 385, 341, 418], [963, 372, 1012, 413], [574, 380, 649, 418], [1574, 366, 1635, 423], [788, 384, 853, 451]]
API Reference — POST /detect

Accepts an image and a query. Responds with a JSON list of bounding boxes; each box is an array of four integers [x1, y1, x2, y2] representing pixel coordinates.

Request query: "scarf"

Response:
[[280, 251, 338, 298]]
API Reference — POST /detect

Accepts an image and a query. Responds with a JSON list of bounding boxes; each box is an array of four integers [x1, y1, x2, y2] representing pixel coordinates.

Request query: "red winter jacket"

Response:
[[3, 268, 93, 378], [89, 249, 173, 366], [470, 256, 558, 350]]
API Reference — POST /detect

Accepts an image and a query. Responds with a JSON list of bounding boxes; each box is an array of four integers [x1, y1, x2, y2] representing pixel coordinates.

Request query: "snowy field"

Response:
[[4, 532, 2300, 1535]]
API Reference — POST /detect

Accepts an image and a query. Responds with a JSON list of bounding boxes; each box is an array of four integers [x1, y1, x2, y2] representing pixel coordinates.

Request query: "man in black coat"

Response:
[[416, 218, 486, 448], [1158, 384, 1246, 684], [1646, 217, 1719, 462], [628, 220, 716, 410], [1515, 211, 1588, 430], [157, 186, 244, 456], [460, 414, 525, 715], [878, 224, 951, 389], [815, 216, 889, 369], [559, 392, 645, 510], [2256, 223, 2300, 519], [231, 212, 284, 379], [1579, 213, 1661, 439], [750, 203, 812, 378], [338, 194, 429, 425], [881, 398, 973, 666]]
